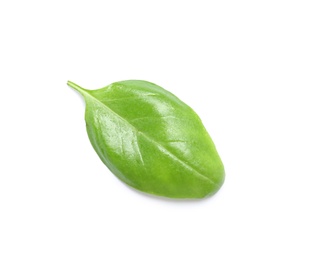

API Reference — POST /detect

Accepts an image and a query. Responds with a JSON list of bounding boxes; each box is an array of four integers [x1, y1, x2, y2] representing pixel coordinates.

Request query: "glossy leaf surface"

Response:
[[68, 80, 224, 198]]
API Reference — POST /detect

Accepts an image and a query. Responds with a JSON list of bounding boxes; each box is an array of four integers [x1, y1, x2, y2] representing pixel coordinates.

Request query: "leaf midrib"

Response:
[[79, 87, 217, 186]]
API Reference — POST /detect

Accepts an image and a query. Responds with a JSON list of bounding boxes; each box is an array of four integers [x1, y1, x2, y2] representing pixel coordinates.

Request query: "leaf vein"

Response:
[[84, 91, 216, 186]]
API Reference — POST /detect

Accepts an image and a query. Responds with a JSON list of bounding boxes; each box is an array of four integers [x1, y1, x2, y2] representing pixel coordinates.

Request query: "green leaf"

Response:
[[67, 80, 225, 199]]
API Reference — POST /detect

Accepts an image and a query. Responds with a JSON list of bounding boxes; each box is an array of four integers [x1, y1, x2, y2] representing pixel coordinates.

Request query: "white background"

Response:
[[0, 1, 312, 259]]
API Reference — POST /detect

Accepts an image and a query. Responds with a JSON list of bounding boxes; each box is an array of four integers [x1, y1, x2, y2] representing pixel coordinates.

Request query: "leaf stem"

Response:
[[67, 81, 87, 93]]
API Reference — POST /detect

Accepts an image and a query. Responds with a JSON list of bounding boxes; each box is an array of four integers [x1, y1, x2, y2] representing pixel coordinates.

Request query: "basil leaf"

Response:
[[68, 80, 224, 198]]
